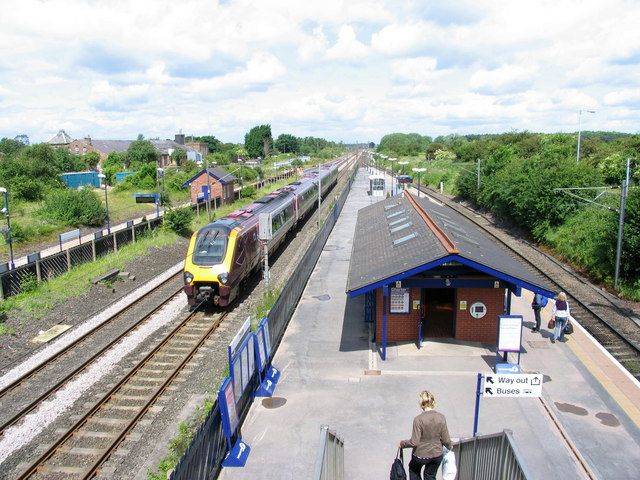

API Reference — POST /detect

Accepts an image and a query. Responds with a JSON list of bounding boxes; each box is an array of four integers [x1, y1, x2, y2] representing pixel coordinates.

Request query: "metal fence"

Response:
[[313, 425, 345, 480], [452, 429, 531, 480], [170, 166, 358, 480], [0, 217, 162, 299]]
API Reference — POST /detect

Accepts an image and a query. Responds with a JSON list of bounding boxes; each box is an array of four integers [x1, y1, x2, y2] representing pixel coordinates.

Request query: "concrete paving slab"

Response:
[[220, 168, 640, 480]]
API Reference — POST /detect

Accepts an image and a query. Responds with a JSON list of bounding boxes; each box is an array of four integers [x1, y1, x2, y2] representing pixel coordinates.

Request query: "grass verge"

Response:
[[0, 228, 179, 319]]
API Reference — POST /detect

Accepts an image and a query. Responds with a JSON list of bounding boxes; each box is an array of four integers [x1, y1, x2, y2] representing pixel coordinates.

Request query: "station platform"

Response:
[[220, 168, 640, 479]]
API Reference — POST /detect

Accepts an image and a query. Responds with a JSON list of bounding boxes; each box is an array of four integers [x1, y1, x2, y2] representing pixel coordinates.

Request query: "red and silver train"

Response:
[[183, 163, 339, 307]]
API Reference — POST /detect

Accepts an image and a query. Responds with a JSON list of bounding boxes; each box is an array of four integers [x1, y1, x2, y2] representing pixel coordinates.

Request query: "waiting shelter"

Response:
[[345, 192, 556, 359]]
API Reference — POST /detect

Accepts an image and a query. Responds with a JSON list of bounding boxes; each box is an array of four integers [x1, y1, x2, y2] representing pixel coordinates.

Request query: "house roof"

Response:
[[346, 193, 555, 298], [89, 140, 132, 154], [150, 140, 198, 155], [182, 167, 237, 187], [48, 129, 73, 145]]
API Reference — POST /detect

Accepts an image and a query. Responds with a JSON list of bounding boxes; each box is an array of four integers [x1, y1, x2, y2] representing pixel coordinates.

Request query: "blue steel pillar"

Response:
[[382, 285, 389, 360]]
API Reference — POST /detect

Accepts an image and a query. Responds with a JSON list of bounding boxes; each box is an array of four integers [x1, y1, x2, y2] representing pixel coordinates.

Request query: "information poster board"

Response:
[[218, 377, 239, 437], [256, 328, 266, 371], [232, 357, 243, 401], [497, 315, 523, 352], [263, 320, 272, 358], [390, 288, 410, 313]]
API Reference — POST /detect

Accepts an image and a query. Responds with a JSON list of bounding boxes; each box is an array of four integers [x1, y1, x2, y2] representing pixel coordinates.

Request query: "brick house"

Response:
[[182, 167, 236, 207], [346, 192, 555, 360]]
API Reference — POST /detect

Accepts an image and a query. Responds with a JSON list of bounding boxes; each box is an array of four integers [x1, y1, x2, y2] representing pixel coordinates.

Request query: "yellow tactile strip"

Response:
[[566, 322, 640, 427], [529, 291, 640, 427]]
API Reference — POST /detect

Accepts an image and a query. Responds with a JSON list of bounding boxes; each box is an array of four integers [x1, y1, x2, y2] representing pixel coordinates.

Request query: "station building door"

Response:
[[421, 288, 455, 338]]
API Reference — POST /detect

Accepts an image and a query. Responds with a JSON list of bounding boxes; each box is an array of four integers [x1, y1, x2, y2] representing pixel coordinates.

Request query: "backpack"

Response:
[[390, 448, 407, 480], [533, 294, 548, 308]]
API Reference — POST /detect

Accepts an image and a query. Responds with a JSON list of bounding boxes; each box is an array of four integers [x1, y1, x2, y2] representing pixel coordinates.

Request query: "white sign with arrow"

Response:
[[482, 374, 543, 397]]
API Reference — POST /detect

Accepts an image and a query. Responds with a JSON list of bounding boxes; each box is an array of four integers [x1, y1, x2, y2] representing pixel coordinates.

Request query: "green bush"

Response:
[[20, 272, 39, 293], [545, 205, 617, 281], [163, 206, 194, 235], [5, 221, 59, 245], [39, 188, 106, 227], [240, 185, 258, 199]]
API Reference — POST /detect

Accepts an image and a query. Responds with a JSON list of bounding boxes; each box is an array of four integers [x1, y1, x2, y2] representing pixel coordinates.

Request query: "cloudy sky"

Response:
[[0, 0, 639, 145]]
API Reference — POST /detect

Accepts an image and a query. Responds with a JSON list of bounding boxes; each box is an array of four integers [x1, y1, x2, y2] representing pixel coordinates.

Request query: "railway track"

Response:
[[0, 272, 183, 435], [416, 184, 640, 380], [16, 310, 225, 479]]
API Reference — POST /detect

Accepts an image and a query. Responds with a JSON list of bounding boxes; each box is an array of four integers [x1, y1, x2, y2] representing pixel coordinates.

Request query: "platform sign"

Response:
[[218, 377, 250, 467], [254, 317, 280, 397], [482, 374, 543, 397], [497, 315, 523, 352], [390, 288, 410, 313], [255, 326, 267, 371], [228, 318, 255, 405], [134, 193, 158, 204]]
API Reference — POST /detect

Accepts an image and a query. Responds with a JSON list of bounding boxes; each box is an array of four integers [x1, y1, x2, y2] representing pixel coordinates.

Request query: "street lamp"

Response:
[[412, 168, 426, 197], [0, 187, 15, 269], [97, 175, 110, 234], [389, 158, 397, 196], [576, 109, 596, 163]]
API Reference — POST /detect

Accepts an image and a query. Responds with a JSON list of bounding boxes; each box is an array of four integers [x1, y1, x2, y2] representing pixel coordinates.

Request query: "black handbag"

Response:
[[390, 448, 407, 480], [564, 321, 574, 335]]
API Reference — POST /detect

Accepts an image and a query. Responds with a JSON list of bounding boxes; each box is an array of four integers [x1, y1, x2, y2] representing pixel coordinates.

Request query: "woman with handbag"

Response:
[[551, 292, 571, 343], [399, 391, 452, 480]]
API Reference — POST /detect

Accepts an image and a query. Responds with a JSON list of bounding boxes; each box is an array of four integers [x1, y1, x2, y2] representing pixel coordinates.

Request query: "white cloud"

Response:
[[89, 81, 150, 112], [326, 25, 369, 60], [0, 0, 639, 142], [469, 65, 535, 95], [371, 22, 437, 55], [189, 53, 286, 93], [604, 89, 640, 107], [391, 57, 439, 82]]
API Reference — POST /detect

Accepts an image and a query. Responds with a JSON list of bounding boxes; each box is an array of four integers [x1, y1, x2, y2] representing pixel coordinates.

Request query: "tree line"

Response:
[[376, 131, 640, 297]]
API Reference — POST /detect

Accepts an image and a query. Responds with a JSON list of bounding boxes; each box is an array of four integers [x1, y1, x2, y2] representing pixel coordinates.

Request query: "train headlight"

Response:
[[218, 272, 229, 285], [183, 272, 194, 285]]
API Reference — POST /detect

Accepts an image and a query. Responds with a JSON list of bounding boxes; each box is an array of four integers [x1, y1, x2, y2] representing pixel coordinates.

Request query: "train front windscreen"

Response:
[[192, 227, 228, 265]]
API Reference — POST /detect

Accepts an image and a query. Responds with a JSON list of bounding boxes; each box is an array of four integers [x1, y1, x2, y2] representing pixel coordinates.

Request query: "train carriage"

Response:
[[183, 163, 338, 308]]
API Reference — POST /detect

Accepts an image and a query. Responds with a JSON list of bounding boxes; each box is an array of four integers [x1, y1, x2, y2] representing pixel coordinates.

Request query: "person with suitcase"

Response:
[[399, 391, 452, 480]]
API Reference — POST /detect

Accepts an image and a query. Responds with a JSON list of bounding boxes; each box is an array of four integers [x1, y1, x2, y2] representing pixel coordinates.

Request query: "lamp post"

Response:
[[577, 109, 596, 163], [156, 168, 164, 220], [0, 187, 15, 269], [204, 156, 212, 221], [412, 168, 426, 197], [97, 175, 110, 234], [389, 158, 397, 196]]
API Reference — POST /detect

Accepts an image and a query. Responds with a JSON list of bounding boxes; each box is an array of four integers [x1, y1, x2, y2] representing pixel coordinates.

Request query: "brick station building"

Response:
[[182, 167, 236, 207], [346, 192, 555, 360]]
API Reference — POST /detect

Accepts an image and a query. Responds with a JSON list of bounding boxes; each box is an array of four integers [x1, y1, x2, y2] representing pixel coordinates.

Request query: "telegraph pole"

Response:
[[317, 161, 322, 228], [614, 158, 631, 290]]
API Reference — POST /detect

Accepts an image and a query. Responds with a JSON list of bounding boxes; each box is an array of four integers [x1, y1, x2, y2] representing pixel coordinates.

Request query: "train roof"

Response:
[[198, 164, 336, 232]]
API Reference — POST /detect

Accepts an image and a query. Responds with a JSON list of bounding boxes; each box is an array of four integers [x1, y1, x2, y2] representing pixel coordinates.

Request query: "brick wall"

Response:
[[189, 174, 227, 205], [374, 286, 507, 344], [375, 287, 421, 341], [454, 287, 505, 343]]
